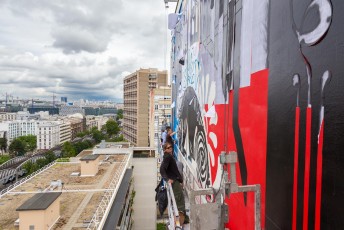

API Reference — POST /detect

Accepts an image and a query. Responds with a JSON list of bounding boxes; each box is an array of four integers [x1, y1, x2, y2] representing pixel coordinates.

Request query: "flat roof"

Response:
[[16, 192, 61, 211], [80, 154, 99, 161], [0, 154, 128, 229]]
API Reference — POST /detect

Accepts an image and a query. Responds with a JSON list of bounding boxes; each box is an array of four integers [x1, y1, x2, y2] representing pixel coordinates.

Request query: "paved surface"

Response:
[[132, 158, 157, 230]]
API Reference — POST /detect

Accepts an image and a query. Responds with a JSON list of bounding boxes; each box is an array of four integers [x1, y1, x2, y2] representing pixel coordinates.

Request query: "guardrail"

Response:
[[0, 156, 28, 170], [166, 182, 182, 230], [0, 161, 56, 199], [87, 153, 132, 230]]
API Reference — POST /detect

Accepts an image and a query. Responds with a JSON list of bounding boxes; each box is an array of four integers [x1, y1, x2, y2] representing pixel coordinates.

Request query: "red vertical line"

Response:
[[315, 121, 324, 230], [303, 107, 312, 230], [292, 107, 300, 230]]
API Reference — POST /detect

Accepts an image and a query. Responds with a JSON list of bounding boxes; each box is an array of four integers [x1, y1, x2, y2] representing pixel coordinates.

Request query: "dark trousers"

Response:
[[172, 180, 185, 213]]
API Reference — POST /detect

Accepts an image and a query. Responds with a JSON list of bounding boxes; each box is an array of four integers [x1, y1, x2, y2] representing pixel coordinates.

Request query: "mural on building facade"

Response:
[[171, 0, 344, 229]]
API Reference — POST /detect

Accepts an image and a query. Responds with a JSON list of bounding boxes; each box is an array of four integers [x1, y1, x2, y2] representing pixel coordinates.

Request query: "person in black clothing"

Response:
[[165, 127, 176, 146], [160, 143, 188, 225]]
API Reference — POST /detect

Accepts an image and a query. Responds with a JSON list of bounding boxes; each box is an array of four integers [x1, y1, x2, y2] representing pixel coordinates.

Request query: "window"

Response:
[[29, 225, 35, 230]]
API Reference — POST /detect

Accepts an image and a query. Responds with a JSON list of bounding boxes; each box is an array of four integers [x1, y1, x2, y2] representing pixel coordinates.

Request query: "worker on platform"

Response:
[[160, 142, 189, 225]]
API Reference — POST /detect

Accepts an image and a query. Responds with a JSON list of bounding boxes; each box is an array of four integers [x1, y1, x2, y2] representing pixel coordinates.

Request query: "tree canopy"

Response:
[[0, 137, 7, 153], [105, 119, 120, 138], [17, 135, 37, 152], [9, 139, 26, 156], [117, 109, 123, 120]]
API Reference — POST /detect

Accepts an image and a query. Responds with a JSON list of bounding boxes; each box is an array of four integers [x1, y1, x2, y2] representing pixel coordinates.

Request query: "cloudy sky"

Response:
[[0, 0, 176, 102]]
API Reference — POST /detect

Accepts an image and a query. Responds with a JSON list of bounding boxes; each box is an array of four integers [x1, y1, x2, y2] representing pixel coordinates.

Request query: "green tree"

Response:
[[0, 137, 7, 153], [36, 158, 48, 168], [22, 161, 39, 175], [9, 139, 26, 156], [105, 119, 120, 138], [17, 135, 37, 152], [116, 109, 123, 120], [76, 130, 90, 138], [44, 151, 57, 163], [0, 155, 10, 164], [91, 128, 104, 143], [62, 141, 77, 157]]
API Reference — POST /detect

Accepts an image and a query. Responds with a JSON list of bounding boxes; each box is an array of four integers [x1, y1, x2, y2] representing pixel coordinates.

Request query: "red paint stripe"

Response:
[[292, 107, 300, 230], [303, 107, 312, 230], [315, 121, 324, 230]]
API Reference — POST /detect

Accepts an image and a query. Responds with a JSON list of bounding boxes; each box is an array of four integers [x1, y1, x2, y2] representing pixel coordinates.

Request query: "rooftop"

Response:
[[16, 192, 62, 211], [0, 152, 130, 229]]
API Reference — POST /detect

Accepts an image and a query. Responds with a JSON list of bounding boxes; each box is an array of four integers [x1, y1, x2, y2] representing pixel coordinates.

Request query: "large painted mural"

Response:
[[170, 0, 344, 229]]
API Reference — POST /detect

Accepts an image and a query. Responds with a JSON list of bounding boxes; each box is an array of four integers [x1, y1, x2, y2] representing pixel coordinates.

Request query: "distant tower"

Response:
[[61, 97, 67, 103], [53, 93, 56, 107]]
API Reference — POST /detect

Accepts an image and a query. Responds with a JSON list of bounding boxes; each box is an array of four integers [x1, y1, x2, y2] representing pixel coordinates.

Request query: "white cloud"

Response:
[[0, 0, 176, 101]]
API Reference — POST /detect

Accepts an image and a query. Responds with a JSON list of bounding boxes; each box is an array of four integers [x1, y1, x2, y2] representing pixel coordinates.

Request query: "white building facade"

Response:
[[37, 122, 60, 150]]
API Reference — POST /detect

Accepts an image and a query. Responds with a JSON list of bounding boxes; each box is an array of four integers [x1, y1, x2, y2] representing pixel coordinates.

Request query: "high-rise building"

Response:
[[123, 68, 168, 146], [149, 86, 172, 149]]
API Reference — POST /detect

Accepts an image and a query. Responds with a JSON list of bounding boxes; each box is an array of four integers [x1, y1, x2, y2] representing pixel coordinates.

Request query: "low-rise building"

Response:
[[80, 154, 100, 176], [16, 192, 61, 230]]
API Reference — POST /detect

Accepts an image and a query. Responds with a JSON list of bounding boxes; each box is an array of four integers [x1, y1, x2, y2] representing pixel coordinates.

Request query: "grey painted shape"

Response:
[[16, 192, 62, 211]]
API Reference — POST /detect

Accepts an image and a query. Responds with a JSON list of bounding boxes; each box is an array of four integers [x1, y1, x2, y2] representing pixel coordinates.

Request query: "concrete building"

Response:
[[149, 86, 172, 149], [123, 68, 168, 147], [0, 112, 17, 121], [37, 121, 60, 150], [16, 192, 61, 230], [58, 120, 71, 145], [59, 105, 84, 116], [0, 120, 39, 146], [67, 114, 86, 140]]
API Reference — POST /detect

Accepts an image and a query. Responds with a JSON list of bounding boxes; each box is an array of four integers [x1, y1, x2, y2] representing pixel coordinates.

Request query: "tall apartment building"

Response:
[[37, 121, 60, 150], [58, 120, 71, 145], [123, 68, 168, 146], [149, 86, 172, 149]]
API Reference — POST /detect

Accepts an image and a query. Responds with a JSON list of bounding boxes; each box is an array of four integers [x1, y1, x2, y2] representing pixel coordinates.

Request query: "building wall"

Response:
[[37, 122, 60, 150], [81, 158, 99, 176], [149, 87, 172, 150], [58, 121, 71, 144], [0, 112, 17, 121], [44, 197, 60, 229], [0, 121, 38, 146], [19, 198, 60, 230], [19, 210, 45, 230], [171, 0, 344, 229], [123, 69, 168, 147]]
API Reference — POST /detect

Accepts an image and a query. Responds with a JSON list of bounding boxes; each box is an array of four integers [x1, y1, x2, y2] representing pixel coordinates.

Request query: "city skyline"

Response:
[[0, 0, 176, 101]]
